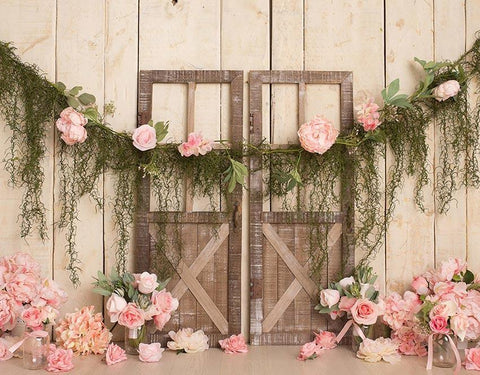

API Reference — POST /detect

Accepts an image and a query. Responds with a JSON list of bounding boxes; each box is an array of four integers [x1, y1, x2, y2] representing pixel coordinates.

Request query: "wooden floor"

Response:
[[2, 346, 469, 374]]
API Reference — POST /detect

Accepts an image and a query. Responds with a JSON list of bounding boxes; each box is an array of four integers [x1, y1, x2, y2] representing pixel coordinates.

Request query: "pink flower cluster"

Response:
[[0, 253, 67, 332], [47, 344, 74, 373], [382, 291, 422, 331], [56, 107, 88, 145], [297, 115, 339, 155], [178, 132, 213, 157], [55, 306, 112, 355], [391, 326, 427, 357], [219, 334, 248, 354], [356, 99, 382, 131], [297, 331, 337, 361]]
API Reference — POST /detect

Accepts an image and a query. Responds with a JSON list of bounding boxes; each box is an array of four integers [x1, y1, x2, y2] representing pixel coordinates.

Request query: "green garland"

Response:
[[1, 34, 480, 285]]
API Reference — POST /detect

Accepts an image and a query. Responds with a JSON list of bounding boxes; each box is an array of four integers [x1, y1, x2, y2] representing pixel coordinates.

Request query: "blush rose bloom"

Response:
[[139, 343, 164, 362], [151, 290, 179, 314], [339, 276, 355, 289], [105, 343, 127, 366], [356, 98, 382, 131], [450, 314, 469, 341], [132, 124, 157, 151], [219, 334, 248, 354], [137, 272, 159, 294], [411, 276, 429, 295], [432, 80, 460, 102], [118, 303, 145, 329], [21, 307, 45, 330], [57, 107, 87, 129], [6, 272, 38, 304], [0, 338, 13, 361], [167, 328, 209, 353], [40, 279, 68, 309], [314, 331, 337, 350], [297, 341, 321, 361], [338, 296, 356, 312], [61, 125, 87, 145], [297, 115, 339, 154], [153, 312, 171, 331], [46, 345, 74, 372], [465, 348, 480, 371], [106, 294, 127, 323], [429, 315, 450, 334], [320, 289, 340, 308], [0, 292, 18, 331], [351, 299, 380, 325]]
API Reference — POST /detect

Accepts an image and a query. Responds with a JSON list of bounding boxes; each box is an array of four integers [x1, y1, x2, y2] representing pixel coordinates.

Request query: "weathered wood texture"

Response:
[[136, 70, 243, 346], [249, 70, 353, 345]]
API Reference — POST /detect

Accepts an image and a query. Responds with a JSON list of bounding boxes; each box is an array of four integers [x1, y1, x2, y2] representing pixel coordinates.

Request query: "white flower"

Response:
[[320, 289, 340, 308], [167, 328, 209, 353], [106, 294, 127, 323], [339, 277, 355, 289], [357, 338, 400, 364], [137, 272, 159, 294]]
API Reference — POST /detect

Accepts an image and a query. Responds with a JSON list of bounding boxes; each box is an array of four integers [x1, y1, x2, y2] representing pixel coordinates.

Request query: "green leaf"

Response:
[[414, 57, 426, 68], [463, 270, 475, 284], [68, 86, 83, 96], [154, 121, 169, 142], [386, 79, 400, 99], [78, 93, 96, 106], [67, 96, 80, 109], [286, 178, 297, 192], [389, 97, 413, 109], [227, 173, 237, 193], [452, 274, 462, 282], [92, 287, 112, 297], [291, 169, 302, 184], [83, 107, 99, 123], [54, 81, 66, 92]]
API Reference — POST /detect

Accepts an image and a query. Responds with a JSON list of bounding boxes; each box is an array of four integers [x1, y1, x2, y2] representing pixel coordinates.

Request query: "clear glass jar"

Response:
[[432, 334, 457, 368], [124, 325, 147, 355], [351, 324, 374, 352], [22, 329, 50, 370]]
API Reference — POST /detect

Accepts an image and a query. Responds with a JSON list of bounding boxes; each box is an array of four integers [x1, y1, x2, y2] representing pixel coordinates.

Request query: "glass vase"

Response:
[[351, 324, 374, 353], [124, 325, 147, 355], [432, 334, 457, 368], [22, 328, 50, 370]]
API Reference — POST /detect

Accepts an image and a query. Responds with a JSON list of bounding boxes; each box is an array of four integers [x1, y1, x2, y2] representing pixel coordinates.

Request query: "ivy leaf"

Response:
[[154, 121, 169, 143], [68, 86, 83, 96], [78, 93, 96, 106], [67, 96, 80, 109]]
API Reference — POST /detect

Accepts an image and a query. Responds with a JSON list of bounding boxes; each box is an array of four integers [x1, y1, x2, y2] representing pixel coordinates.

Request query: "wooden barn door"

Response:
[[135, 70, 243, 346], [249, 71, 354, 345]]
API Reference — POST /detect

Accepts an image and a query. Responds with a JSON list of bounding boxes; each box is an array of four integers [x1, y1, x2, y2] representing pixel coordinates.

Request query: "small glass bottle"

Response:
[[351, 324, 374, 353], [432, 334, 457, 368], [22, 330, 50, 370], [124, 325, 147, 355]]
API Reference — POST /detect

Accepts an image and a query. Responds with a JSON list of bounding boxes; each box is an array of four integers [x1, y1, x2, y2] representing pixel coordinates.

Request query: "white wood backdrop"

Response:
[[0, 0, 479, 337]]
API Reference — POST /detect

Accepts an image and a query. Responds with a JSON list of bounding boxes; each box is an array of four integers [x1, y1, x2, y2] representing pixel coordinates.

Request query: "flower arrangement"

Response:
[[167, 328, 209, 354], [55, 306, 112, 355], [0, 253, 67, 332]]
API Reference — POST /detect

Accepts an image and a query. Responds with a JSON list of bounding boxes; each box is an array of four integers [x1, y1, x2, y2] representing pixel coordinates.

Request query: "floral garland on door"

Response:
[[1, 34, 480, 285]]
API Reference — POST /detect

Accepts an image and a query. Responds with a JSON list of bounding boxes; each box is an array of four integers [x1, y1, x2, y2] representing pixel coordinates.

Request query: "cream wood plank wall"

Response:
[[0, 0, 479, 336]]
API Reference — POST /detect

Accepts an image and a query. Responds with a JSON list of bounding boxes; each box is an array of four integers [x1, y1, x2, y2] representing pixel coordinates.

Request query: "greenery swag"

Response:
[[1, 34, 480, 286]]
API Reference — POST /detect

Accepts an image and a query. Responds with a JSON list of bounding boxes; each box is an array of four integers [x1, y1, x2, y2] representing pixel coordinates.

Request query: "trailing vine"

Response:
[[1, 33, 480, 285]]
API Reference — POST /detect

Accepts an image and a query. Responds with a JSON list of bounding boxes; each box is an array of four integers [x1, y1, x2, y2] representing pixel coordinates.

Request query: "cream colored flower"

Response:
[[357, 338, 401, 364], [167, 328, 209, 353]]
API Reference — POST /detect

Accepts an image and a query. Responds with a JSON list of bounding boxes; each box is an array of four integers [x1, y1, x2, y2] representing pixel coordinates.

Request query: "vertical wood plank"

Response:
[[54, 0, 105, 314], [197, 225, 215, 333], [466, 0, 480, 271], [385, 0, 435, 293], [179, 224, 198, 330], [276, 225, 295, 333], [0, 1, 56, 279], [434, 0, 466, 265]]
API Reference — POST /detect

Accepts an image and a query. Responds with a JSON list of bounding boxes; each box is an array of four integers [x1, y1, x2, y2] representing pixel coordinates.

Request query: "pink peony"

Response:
[[357, 338, 400, 364], [118, 303, 145, 329], [21, 306, 45, 331], [46, 345, 74, 372], [132, 124, 157, 151], [429, 315, 450, 334], [432, 80, 460, 102], [320, 289, 340, 308], [106, 294, 127, 323], [137, 272, 159, 294], [61, 124, 87, 145], [178, 132, 213, 157], [313, 331, 337, 350], [105, 343, 127, 366], [297, 115, 339, 154], [58, 107, 87, 128], [219, 334, 248, 354], [6, 272, 39, 304], [153, 312, 171, 331], [392, 325, 427, 357], [411, 276, 429, 295], [9, 253, 41, 275], [0, 338, 13, 361], [356, 99, 382, 131], [138, 343, 164, 362], [351, 299, 380, 326], [39, 279, 68, 310], [466, 317, 480, 341], [338, 296, 356, 312], [466, 348, 480, 371], [383, 291, 421, 331], [297, 341, 321, 361], [0, 291, 18, 331], [151, 290, 179, 314], [167, 328, 209, 353]]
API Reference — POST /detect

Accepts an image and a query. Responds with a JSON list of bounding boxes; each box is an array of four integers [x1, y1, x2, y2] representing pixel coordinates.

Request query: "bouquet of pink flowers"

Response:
[[93, 269, 178, 332], [0, 253, 67, 332]]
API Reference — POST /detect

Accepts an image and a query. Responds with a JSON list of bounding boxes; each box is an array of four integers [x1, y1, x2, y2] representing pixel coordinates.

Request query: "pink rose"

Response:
[[6, 272, 38, 304], [338, 296, 356, 312], [356, 99, 382, 131], [138, 343, 164, 362], [106, 294, 127, 323], [314, 331, 337, 350], [432, 80, 460, 102], [351, 299, 380, 326], [132, 124, 157, 151], [21, 306, 45, 330], [178, 132, 212, 157], [61, 124, 87, 145], [0, 292, 18, 331], [47, 345, 74, 372], [450, 314, 469, 341], [466, 348, 480, 371], [118, 303, 145, 329], [429, 315, 450, 334], [297, 341, 321, 361], [297, 115, 339, 154], [153, 312, 171, 331], [59, 107, 87, 127], [105, 343, 127, 366], [151, 290, 179, 314], [0, 338, 13, 361], [411, 276, 429, 295], [219, 334, 248, 354], [137, 272, 159, 294], [320, 289, 340, 308], [328, 310, 344, 320]]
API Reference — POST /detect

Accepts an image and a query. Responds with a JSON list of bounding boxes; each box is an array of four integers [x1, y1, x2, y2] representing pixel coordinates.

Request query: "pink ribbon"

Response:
[[426, 334, 461, 375], [335, 319, 367, 344], [8, 330, 49, 354]]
